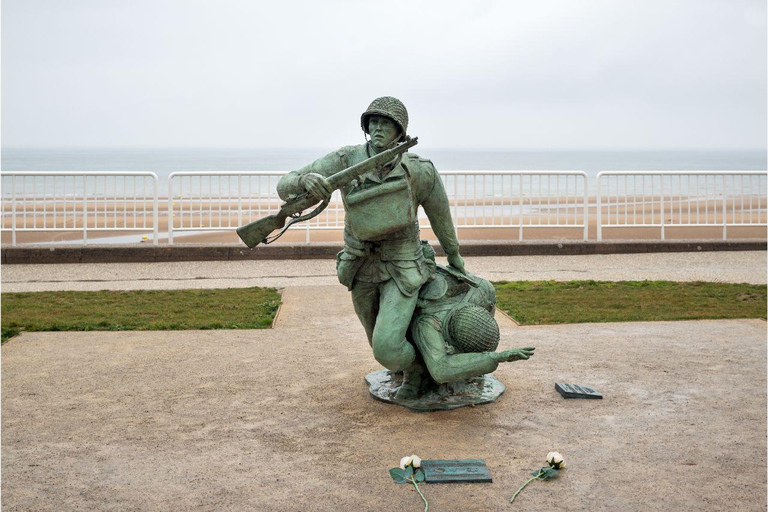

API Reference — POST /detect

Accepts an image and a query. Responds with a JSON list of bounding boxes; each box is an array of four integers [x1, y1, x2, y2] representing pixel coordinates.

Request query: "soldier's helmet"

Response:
[[360, 96, 409, 142], [444, 303, 500, 354]]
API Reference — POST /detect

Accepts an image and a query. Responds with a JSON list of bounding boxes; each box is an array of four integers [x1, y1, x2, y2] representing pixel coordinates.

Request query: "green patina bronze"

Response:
[[365, 369, 506, 412], [420, 459, 493, 483], [402, 265, 534, 390], [243, 96, 534, 408], [237, 135, 418, 247], [366, 264, 534, 410]]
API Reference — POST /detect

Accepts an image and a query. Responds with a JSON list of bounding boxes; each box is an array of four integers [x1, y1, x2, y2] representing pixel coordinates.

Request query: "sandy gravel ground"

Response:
[[2, 251, 765, 293], [2, 284, 766, 511]]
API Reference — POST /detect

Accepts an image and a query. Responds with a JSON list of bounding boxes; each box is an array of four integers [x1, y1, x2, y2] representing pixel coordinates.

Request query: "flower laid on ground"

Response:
[[510, 452, 566, 504], [390, 454, 428, 511], [400, 455, 422, 470], [546, 451, 565, 469]]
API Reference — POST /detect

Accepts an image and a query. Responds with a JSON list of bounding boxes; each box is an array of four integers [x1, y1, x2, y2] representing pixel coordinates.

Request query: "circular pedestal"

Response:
[[365, 369, 505, 412]]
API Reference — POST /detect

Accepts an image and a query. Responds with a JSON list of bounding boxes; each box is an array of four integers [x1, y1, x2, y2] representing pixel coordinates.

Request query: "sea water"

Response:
[[2, 147, 765, 197]]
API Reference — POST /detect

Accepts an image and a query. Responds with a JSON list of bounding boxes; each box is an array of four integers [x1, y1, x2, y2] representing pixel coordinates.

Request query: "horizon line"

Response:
[[2, 145, 767, 153]]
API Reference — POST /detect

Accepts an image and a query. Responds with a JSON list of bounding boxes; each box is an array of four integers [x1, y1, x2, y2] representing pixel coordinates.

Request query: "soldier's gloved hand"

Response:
[[299, 173, 333, 201], [492, 347, 536, 363], [447, 252, 466, 274]]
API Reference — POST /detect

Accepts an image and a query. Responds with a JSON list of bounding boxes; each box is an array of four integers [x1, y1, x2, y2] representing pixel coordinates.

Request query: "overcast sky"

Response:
[[2, 0, 766, 150]]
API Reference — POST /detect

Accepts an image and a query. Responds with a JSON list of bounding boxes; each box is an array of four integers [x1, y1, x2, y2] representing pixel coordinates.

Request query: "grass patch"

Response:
[[1, 287, 281, 342], [494, 280, 767, 325]]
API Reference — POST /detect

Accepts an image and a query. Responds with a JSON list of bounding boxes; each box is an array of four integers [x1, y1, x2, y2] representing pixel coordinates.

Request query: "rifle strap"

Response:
[[263, 198, 330, 244]]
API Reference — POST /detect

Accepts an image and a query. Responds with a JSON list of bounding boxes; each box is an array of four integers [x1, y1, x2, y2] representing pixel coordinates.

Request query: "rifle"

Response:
[[236, 136, 419, 248]]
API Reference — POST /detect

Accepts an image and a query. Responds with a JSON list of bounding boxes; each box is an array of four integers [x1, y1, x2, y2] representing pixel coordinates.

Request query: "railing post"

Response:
[[518, 174, 523, 242], [237, 175, 243, 227], [168, 175, 174, 245], [660, 175, 665, 240], [83, 176, 88, 245], [452, 175, 459, 240], [722, 175, 727, 240], [152, 174, 158, 246], [582, 173, 588, 241], [596, 173, 602, 241], [11, 177, 17, 246]]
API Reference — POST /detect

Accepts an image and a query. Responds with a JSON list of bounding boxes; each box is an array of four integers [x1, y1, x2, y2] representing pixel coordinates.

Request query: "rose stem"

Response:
[[510, 468, 546, 503], [410, 477, 428, 512]]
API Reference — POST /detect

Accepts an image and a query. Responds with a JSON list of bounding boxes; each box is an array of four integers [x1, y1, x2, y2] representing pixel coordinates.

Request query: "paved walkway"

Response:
[[2, 252, 766, 509], [2, 282, 765, 510], [2, 251, 765, 292]]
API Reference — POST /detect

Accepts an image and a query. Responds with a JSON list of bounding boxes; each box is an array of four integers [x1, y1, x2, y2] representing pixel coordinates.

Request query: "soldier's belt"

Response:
[[343, 232, 421, 260]]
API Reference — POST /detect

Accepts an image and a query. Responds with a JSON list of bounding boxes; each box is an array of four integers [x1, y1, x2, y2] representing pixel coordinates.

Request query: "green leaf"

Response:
[[541, 468, 559, 479], [403, 465, 414, 479], [414, 469, 425, 483], [389, 468, 407, 484]]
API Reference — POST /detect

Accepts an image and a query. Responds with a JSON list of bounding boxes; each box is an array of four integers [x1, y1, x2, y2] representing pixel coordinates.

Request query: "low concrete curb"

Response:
[[2, 240, 765, 264]]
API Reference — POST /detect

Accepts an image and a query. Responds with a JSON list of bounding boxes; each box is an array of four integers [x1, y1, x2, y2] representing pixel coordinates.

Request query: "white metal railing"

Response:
[[166, 172, 337, 244], [1, 172, 159, 246], [2, 170, 766, 246], [439, 171, 589, 241], [596, 171, 768, 240], [167, 171, 589, 244]]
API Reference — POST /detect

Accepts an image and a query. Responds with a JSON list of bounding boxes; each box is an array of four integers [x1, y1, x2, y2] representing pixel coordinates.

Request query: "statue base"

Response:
[[365, 369, 505, 412]]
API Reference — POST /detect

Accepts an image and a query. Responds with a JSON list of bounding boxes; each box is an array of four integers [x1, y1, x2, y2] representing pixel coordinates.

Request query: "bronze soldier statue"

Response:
[[276, 97, 466, 399]]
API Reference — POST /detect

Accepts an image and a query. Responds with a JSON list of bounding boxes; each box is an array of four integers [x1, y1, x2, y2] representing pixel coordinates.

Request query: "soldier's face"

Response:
[[367, 115, 400, 149]]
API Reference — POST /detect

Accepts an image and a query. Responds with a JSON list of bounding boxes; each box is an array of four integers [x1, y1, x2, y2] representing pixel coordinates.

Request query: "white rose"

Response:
[[399, 455, 422, 470], [546, 451, 565, 469]]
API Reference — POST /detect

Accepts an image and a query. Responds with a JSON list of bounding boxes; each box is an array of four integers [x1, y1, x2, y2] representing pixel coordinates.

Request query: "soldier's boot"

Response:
[[395, 362, 427, 400]]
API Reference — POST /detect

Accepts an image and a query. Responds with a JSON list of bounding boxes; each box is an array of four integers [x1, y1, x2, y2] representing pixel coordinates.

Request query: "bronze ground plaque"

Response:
[[421, 459, 492, 483], [555, 382, 603, 399]]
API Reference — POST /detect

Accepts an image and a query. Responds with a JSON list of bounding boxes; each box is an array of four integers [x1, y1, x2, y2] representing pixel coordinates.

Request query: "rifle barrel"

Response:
[[326, 136, 418, 189]]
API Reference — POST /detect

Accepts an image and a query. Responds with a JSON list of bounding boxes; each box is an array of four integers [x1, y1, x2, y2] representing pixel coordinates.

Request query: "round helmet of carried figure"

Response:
[[445, 303, 500, 354], [360, 96, 409, 141]]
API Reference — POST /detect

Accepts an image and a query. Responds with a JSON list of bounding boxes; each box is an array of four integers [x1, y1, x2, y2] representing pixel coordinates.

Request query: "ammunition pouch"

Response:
[[342, 176, 415, 242]]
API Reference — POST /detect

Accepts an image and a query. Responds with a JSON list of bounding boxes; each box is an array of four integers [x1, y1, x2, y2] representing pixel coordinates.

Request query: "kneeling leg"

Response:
[[370, 280, 419, 372]]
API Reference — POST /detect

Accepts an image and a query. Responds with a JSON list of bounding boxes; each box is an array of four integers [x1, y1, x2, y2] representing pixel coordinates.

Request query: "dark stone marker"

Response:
[[422, 459, 492, 483], [555, 382, 603, 399]]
